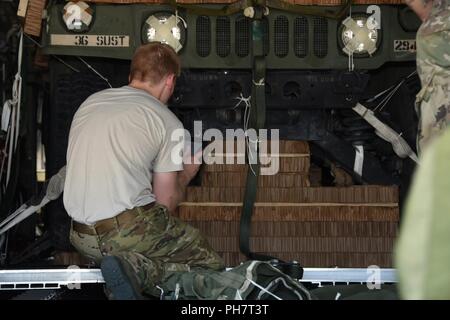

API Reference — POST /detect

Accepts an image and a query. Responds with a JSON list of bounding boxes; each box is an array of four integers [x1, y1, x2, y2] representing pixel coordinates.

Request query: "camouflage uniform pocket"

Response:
[[140, 205, 169, 234], [98, 205, 170, 254], [69, 227, 103, 263]]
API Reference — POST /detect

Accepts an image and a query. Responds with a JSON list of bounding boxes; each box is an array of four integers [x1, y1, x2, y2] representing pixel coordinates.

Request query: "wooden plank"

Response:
[[17, 0, 29, 18], [185, 185, 399, 203], [24, 0, 46, 37], [201, 172, 310, 187], [180, 202, 398, 207], [203, 139, 309, 155], [184, 220, 398, 237], [178, 205, 400, 222], [202, 156, 310, 173], [205, 236, 395, 253]]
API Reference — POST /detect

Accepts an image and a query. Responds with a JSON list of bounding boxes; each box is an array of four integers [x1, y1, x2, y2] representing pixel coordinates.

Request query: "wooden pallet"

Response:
[[23, 0, 47, 37], [186, 220, 399, 237], [202, 156, 310, 173], [207, 237, 395, 253], [204, 140, 309, 154], [185, 185, 399, 203], [178, 140, 399, 267], [201, 172, 311, 187], [178, 204, 399, 221]]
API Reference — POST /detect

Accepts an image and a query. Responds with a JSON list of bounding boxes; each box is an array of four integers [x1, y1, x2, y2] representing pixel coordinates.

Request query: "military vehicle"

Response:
[[0, 0, 420, 299]]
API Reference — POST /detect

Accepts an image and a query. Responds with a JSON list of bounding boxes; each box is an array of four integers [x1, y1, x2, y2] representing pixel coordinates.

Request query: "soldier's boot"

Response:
[[101, 255, 143, 300]]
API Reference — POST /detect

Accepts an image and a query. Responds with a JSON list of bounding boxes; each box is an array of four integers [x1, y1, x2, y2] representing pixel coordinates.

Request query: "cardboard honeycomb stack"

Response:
[[176, 140, 399, 268]]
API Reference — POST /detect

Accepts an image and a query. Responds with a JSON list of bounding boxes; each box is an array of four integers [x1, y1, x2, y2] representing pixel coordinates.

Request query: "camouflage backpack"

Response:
[[160, 260, 313, 300]]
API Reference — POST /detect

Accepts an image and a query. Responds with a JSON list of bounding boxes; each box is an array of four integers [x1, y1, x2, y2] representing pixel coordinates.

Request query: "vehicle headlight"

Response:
[[141, 13, 186, 53], [340, 15, 380, 56], [62, 1, 94, 33]]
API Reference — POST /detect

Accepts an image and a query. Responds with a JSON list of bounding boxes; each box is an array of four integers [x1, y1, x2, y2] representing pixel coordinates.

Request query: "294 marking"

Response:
[[394, 39, 416, 52]]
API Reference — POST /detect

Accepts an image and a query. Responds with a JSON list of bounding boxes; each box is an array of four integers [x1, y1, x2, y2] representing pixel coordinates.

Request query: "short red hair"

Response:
[[129, 42, 181, 85]]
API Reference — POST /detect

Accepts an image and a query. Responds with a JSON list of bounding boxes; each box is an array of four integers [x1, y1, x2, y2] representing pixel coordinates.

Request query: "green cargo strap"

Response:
[[166, 0, 351, 20], [238, 76, 304, 277], [239, 8, 273, 262], [238, 11, 304, 279]]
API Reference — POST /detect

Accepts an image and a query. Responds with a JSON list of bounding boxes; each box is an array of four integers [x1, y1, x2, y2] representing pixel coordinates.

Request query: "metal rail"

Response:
[[301, 267, 396, 286], [0, 267, 397, 290], [0, 268, 104, 290]]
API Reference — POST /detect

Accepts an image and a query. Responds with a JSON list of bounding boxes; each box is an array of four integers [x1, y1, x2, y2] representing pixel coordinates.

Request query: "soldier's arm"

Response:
[[153, 161, 200, 212], [404, 0, 433, 22], [395, 129, 450, 299]]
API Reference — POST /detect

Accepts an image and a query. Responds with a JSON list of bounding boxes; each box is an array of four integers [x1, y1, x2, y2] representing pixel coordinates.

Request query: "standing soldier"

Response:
[[405, 0, 450, 154]]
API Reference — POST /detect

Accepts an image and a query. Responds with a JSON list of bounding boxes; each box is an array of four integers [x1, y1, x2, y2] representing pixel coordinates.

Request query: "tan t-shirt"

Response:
[[63, 86, 184, 225]]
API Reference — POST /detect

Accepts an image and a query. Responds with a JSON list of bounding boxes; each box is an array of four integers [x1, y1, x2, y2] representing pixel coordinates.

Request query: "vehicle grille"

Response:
[[195, 14, 328, 59], [313, 17, 328, 58], [274, 15, 289, 57], [196, 16, 211, 57], [294, 16, 308, 58], [216, 16, 230, 57], [235, 16, 250, 57]]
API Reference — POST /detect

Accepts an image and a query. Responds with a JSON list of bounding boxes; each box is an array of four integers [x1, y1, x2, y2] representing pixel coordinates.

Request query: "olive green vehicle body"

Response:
[[41, 3, 421, 69]]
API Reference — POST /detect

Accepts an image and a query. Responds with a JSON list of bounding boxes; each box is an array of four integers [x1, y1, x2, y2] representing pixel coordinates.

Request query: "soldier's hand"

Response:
[[180, 149, 202, 186]]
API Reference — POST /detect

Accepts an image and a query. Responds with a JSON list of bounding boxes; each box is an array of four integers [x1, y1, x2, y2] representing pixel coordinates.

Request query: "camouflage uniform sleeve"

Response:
[[153, 120, 185, 173], [415, 0, 450, 153], [395, 128, 450, 299]]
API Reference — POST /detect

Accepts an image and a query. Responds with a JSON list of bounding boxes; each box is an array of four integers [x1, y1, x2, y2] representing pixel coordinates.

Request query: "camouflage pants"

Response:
[[70, 204, 225, 297]]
